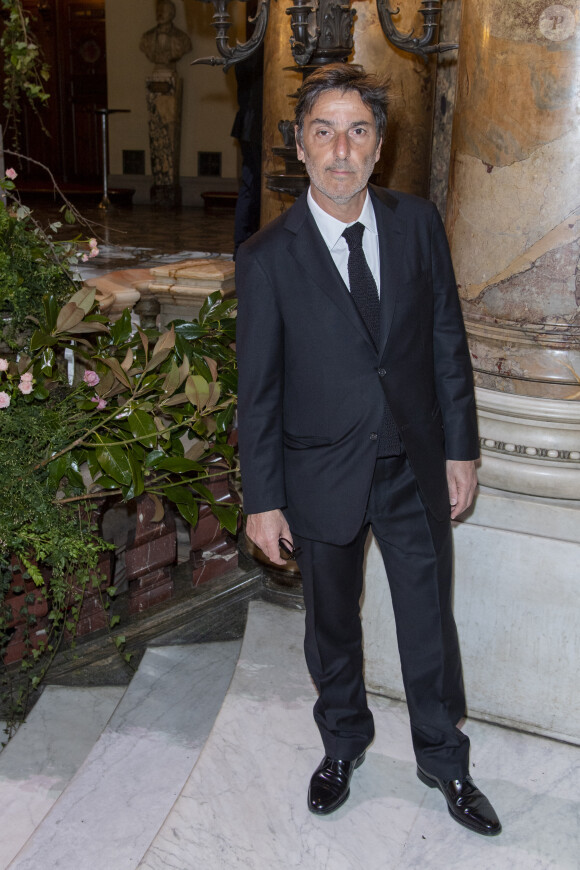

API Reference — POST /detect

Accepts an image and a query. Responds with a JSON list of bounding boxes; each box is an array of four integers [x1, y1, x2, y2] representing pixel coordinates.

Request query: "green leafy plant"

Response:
[[0, 167, 96, 345], [0, 169, 240, 736]]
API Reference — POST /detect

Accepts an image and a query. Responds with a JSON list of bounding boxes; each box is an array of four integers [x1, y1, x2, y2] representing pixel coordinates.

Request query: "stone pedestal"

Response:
[[476, 386, 580, 498], [147, 259, 236, 326], [125, 495, 176, 614], [361, 485, 580, 744], [146, 71, 183, 208]]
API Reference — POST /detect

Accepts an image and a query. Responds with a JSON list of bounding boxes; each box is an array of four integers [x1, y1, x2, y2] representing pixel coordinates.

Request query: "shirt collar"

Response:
[[307, 187, 378, 251]]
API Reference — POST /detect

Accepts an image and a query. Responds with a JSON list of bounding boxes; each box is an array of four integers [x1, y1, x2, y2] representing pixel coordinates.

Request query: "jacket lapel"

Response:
[[369, 185, 407, 359], [285, 194, 375, 349]]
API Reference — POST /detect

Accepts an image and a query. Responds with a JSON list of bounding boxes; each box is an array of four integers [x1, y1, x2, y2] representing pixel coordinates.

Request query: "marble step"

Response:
[[8, 640, 242, 870], [139, 600, 580, 870], [0, 685, 126, 869]]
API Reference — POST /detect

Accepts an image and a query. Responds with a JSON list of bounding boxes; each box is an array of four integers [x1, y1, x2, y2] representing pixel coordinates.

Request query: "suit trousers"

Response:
[[292, 452, 471, 781]]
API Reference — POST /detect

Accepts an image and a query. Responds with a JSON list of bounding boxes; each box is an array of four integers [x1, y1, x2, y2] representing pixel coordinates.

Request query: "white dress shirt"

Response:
[[306, 187, 381, 297]]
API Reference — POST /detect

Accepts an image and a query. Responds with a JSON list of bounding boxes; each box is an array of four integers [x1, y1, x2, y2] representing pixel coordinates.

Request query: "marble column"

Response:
[[146, 71, 184, 208], [446, 0, 580, 497]]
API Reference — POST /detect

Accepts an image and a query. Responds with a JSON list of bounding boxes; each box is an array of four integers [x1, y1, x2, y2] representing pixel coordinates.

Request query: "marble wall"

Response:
[[361, 486, 580, 743]]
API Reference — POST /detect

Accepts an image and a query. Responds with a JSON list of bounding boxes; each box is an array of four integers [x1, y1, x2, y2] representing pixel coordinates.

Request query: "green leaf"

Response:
[[163, 485, 196, 507], [29, 330, 59, 351], [128, 449, 144, 497], [109, 615, 121, 628], [185, 375, 210, 410], [39, 347, 55, 375], [65, 457, 85, 491], [32, 383, 49, 401], [173, 322, 205, 341], [175, 500, 199, 528], [198, 291, 225, 324], [191, 480, 215, 503], [144, 448, 167, 469], [127, 409, 158, 449], [211, 503, 240, 535], [42, 294, 59, 331], [47, 454, 67, 489], [95, 441, 133, 485], [92, 474, 119, 491], [110, 309, 133, 345], [215, 402, 235, 435]]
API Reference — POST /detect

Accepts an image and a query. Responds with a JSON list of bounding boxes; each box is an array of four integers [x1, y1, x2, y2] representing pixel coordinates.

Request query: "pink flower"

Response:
[[18, 380, 33, 395], [0, 391, 10, 408], [89, 247, 99, 258], [81, 254, 89, 262], [0, 359, 9, 372], [83, 370, 100, 386], [91, 396, 107, 410], [89, 238, 98, 249], [5, 168, 17, 181], [20, 371, 33, 383]]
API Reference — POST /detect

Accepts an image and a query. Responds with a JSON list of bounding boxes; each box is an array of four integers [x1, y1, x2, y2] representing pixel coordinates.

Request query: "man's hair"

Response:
[[294, 64, 389, 147]]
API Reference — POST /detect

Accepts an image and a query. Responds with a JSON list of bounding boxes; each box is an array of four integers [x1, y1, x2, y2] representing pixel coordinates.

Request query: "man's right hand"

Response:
[[246, 509, 293, 567]]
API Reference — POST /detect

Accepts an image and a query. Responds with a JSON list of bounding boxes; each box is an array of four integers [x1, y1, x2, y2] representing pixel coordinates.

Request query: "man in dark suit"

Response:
[[235, 64, 501, 836]]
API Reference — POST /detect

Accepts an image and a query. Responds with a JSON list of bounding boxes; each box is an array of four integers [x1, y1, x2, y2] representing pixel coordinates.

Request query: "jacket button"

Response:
[[378, 368, 386, 377], [370, 432, 378, 441]]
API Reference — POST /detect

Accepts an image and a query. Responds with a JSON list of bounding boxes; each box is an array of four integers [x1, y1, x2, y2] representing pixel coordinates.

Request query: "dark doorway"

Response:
[[8, 0, 107, 187]]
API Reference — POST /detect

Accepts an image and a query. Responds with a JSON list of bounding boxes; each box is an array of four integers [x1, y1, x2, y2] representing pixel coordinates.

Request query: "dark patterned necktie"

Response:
[[342, 222, 380, 349], [342, 221, 400, 456]]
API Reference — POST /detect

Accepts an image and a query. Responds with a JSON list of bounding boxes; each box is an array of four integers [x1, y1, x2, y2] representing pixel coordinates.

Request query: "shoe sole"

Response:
[[308, 752, 366, 816], [416, 766, 502, 837]]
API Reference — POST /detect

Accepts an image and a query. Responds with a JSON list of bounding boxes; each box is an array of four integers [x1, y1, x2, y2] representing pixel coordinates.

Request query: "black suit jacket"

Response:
[[235, 185, 479, 545]]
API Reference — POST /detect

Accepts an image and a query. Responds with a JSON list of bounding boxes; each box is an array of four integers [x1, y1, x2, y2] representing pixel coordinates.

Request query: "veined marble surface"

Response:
[[9, 641, 241, 870], [0, 686, 125, 869], [139, 601, 580, 870]]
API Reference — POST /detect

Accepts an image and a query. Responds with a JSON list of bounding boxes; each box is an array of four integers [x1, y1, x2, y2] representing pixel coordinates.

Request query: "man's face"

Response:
[[295, 89, 382, 218]]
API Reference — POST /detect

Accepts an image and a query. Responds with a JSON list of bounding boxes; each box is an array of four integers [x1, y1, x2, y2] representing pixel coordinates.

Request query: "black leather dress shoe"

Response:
[[417, 765, 502, 836], [308, 752, 366, 815]]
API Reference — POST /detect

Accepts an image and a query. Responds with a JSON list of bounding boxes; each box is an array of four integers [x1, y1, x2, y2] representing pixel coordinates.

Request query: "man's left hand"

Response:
[[446, 459, 478, 519]]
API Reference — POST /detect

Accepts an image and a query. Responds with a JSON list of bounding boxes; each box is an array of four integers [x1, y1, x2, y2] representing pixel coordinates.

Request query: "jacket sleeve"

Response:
[[429, 204, 480, 461], [235, 243, 287, 514]]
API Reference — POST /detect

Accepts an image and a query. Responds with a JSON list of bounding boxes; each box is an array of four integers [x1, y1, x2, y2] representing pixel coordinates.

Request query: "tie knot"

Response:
[[342, 221, 365, 250]]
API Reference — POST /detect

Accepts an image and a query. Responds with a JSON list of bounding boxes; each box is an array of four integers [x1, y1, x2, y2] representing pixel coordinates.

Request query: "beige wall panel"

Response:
[[106, 0, 241, 181]]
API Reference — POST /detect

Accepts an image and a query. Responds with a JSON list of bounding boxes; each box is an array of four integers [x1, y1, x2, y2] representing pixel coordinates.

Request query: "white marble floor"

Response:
[[139, 601, 580, 870], [0, 686, 125, 868], [7, 641, 241, 870]]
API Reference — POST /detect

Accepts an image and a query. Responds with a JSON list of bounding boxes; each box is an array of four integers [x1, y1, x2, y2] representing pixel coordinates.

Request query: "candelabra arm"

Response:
[[191, 0, 270, 72], [376, 0, 458, 62]]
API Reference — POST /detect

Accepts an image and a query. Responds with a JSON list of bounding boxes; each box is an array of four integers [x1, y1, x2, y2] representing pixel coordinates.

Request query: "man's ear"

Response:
[[374, 137, 383, 163], [295, 126, 305, 162]]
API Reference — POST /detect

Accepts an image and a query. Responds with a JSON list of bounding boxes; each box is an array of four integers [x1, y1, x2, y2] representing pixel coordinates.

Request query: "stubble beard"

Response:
[[303, 152, 377, 206]]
